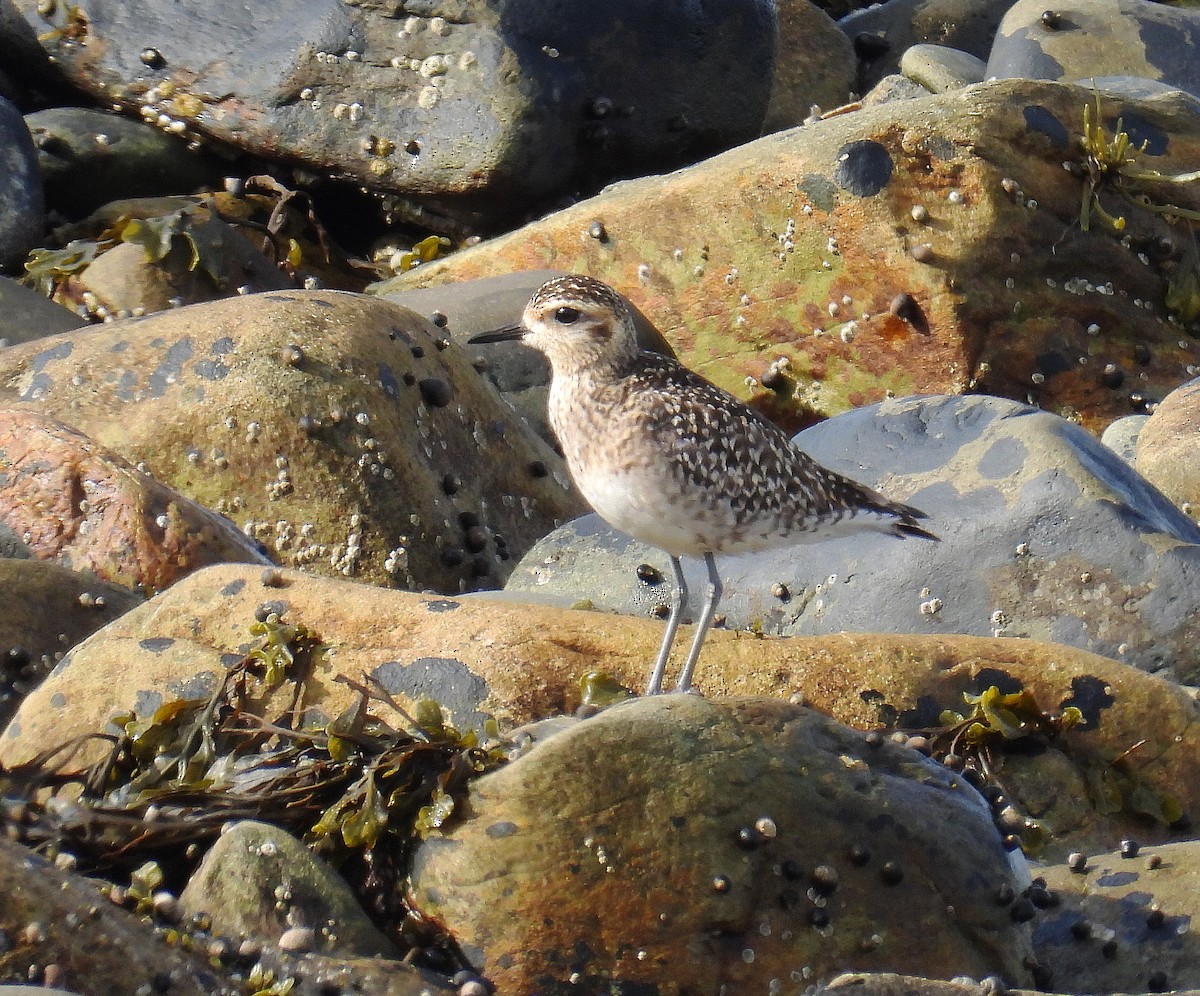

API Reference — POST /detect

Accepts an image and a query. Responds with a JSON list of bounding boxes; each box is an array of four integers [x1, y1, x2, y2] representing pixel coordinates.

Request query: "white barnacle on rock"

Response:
[[420, 55, 448, 78]]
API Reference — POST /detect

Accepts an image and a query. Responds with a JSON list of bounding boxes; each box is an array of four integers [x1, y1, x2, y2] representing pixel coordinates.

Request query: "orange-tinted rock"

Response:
[[391, 79, 1200, 433], [3, 564, 1196, 861], [0, 408, 269, 593]]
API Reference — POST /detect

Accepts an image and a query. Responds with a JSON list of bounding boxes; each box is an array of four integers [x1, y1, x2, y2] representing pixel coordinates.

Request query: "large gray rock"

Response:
[[0, 95, 43, 268], [503, 394, 1200, 681], [4, 0, 777, 230], [987, 0, 1200, 101]]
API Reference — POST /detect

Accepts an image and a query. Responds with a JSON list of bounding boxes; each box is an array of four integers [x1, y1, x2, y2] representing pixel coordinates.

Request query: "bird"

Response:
[[471, 274, 937, 695]]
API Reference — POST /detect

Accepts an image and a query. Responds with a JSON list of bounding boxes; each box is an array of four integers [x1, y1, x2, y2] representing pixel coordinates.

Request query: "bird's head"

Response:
[[471, 275, 639, 376]]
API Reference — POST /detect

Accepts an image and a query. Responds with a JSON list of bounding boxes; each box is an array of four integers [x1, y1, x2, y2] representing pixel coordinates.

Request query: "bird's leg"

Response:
[[645, 555, 688, 695], [675, 552, 722, 693]]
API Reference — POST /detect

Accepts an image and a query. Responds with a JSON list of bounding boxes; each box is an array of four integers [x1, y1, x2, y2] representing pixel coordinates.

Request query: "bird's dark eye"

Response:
[[554, 306, 581, 325]]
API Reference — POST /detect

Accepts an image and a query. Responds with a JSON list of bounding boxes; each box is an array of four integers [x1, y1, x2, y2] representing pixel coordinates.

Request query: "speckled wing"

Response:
[[625, 353, 934, 543]]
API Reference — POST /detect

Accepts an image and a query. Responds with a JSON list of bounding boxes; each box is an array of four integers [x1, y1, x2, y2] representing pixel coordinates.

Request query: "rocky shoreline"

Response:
[[2, 1, 1200, 994]]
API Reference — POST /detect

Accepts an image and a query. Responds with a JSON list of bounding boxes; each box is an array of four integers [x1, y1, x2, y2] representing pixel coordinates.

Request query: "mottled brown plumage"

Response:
[[472, 274, 936, 693]]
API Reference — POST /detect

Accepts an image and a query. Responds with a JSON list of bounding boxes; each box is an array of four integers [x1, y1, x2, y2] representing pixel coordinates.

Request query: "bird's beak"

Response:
[[468, 322, 526, 344]]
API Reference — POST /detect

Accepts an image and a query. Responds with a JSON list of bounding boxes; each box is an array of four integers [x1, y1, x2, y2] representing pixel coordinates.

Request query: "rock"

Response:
[[861, 74, 935, 106], [0, 291, 584, 590], [409, 695, 1036, 991], [64, 211, 292, 317], [0, 94, 43, 268], [0, 835, 454, 994], [375, 269, 675, 447], [400, 79, 1200, 433], [899, 44, 987, 93], [30, 192, 356, 322], [763, 0, 855, 131], [841, 0, 1013, 92], [1100, 413, 1148, 465], [0, 276, 86, 349], [0, 409, 271, 593], [505, 394, 1200, 681], [0, 836, 234, 995], [25, 107, 230, 220], [0, 558, 141, 730], [5, 0, 777, 230], [7, 563, 1198, 860], [817, 976, 1029, 996], [987, 0, 1200, 101], [1134, 376, 1200, 521], [180, 821, 397, 958], [1036, 840, 1200, 993]]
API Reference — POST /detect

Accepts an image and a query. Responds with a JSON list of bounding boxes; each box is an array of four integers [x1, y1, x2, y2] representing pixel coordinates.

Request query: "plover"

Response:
[[472, 275, 936, 694]]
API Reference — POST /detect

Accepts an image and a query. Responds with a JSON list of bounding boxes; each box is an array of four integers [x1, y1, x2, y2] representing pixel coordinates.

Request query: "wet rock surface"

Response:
[[409, 695, 1036, 991]]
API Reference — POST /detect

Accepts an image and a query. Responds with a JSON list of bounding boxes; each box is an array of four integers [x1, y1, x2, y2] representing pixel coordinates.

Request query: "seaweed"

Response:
[[0, 613, 511, 962], [909, 684, 1184, 853]]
